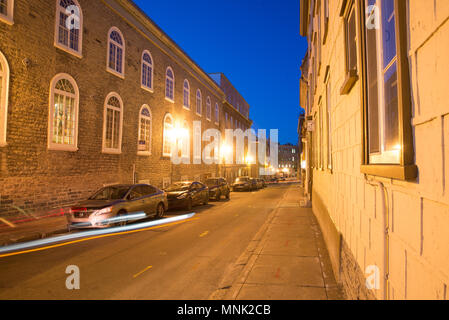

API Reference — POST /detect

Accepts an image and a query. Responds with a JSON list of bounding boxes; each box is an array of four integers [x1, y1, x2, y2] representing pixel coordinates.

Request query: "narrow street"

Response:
[[0, 184, 322, 300]]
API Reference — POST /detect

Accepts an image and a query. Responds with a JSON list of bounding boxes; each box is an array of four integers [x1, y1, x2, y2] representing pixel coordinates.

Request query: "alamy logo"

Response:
[[65, 265, 80, 290], [66, 5, 81, 31], [365, 265, 380, 290], [366, 5, 380, 30]]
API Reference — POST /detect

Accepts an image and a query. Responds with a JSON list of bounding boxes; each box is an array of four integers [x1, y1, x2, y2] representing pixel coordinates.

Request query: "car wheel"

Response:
[[216, 191, 221, 201], [186, 198, 193, 211], [117, 210, 128, 227], [226, 191, 230, 200], [156, 203, 165, 219], [204, 195, 209, 205]]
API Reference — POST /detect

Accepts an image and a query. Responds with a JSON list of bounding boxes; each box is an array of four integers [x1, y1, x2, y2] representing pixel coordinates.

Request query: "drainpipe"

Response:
[[367, 179, 390, 300]]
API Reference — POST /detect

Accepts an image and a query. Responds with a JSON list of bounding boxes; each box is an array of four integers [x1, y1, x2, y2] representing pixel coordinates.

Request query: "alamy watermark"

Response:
[[365, 265, 380, 290], [65, 265, 80, 290], [366, 5, 380, 30]]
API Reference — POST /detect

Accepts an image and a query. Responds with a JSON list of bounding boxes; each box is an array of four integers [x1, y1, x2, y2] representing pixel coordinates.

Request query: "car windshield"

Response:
[[165, 182, 191, 192], [205, 179, 219, 186], [236, 177, 248, 182], [89, 186, 130, 200]]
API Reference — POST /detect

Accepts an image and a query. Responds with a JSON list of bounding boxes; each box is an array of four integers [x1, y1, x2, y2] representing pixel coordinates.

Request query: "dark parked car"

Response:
[[232, 177, 256, 192], [165, 182, 209, 210], [257, 178, 267, 188], [67, 184, 168, 230], [205, 177, 231, 201]]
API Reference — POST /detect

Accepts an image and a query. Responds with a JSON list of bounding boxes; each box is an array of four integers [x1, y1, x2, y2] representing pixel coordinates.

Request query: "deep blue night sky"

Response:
[[133, 0, 308, 145]]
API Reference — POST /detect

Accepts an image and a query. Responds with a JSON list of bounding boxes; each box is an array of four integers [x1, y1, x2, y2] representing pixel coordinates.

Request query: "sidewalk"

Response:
[[220, 185, 344, 300], [0, 215, 68, 246]]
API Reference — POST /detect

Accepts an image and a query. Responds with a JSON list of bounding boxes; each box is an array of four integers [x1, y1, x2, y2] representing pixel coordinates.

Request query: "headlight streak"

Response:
[[0, 212, 196, 255]]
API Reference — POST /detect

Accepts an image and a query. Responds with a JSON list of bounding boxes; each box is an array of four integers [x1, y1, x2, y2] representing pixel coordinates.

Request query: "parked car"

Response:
[[205, 177, 231, 201], [165, 181, 209, 210], [67, 184, 167, 230], [232, 177, 256, 192], [258, 178, 267, 188]]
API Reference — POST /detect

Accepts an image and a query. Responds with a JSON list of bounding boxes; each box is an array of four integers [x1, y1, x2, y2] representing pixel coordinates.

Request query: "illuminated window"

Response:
[[0, 0, 13, 25], [107, 27, 125, 77], [102, 93, 123, 153], [196, 89, 202, 116], [341, 0, 358, 94], [183, 79, 190, 109], [206, 97, 211, 121], [162, 113, 173, 157], [138, 105, 152, 155], [165, 67, 174, 102], [0, 50, 9, 146], [48, 73, 79, 151], [141, 50, 153, 91], [55, 0, 82, 57], [215, 103, 219, 124]]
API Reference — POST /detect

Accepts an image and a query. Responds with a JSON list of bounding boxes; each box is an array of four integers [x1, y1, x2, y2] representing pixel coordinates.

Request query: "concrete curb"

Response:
[[0, 227, 69, 247]]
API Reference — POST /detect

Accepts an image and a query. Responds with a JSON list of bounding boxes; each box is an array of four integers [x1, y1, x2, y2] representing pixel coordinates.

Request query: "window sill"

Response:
[[141, 85, 154, 93], [137, 151, 152, 156], [48, 144, 79, 152], [165, 97, 175, 104], [0, 15, 14, 25], [214, 122, 219, 126], [183, 105, 191, 111], [196, 113, 202, 117], [54, 43, 83, 59], [102, 149, 122, 155], [206, 118, 211, 122], [340, 70, 358, 95], [361, 164, 418, 181], [106, 68, 125, 80], [0, 142, 7, 147]]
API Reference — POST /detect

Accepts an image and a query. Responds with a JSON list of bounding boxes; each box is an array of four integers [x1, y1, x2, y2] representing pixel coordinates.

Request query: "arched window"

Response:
[[55, 0, 83, 57], [48, 73, 79, 151], [102, 92, 123, 153], [0, 0, 14, 24], [141, 50, 153, 91], [215, 103, 219, 124], [183, 79, 190, 109], [138, 105, 152, 155], [0, 50, 10, 146], [107, 27, 125, 77], [196, 89, 202, 116], [162, 113, 173, 157], [206, 97, 212, 121], [165, 67, 174, 102]]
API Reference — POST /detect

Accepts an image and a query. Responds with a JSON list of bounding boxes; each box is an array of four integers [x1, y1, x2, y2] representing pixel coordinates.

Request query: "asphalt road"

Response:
[[0, 184, 293, 300]]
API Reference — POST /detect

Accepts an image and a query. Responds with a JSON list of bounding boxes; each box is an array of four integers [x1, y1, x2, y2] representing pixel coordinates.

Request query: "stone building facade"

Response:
[[0, 0, 251, 217], [300, 0, 449, 299], [278, 143, 299, 177]]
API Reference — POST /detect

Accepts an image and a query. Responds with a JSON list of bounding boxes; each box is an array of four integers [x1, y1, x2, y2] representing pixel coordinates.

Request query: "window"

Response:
[[360, 0, 416, 180], [325, 74, 332, 170], [107, 27, 125, 77], [196, 89, 202, 116], [165, 67, 174, 102], [215, 103, 219, 124], [162, 113, 173, 157], [48, 74, 79, 151], [206, 97, 211, 121], [0, 50, 9, 147], [141, 50, 153, 91], [183, 79, 190, 109], [55, 0, 83, 57], [0, 0, 13, 24], [102, 93, 123, 154], [138, 105, 152, 155], [340, 0, 358, 94], [323, 0, 329, 44]]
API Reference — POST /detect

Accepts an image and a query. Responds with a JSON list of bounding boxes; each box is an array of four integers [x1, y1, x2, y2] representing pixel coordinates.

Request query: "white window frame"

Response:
[[206, 97, 212, 121], [162, 113, 174, 157], [137, 104, 152, 156], [106, 27, 125, 79], [196, 89, 202, 116], [0, 0, 14, 25], [54, 0, 83, 58], [214, 103, 219, 125], [183, 79, 190, 109], [141, 50, 153, 92], [102, 92, 123, 154], [165, 67, 175, 103], [0, 50, 10, 147], [48, 73, 80, 152]]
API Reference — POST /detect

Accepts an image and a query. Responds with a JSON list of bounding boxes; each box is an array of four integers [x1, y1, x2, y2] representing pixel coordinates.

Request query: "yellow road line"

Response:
[[133, 266, 153, 278], [199, 231, 209, 237], [0, 217, 200, 259]]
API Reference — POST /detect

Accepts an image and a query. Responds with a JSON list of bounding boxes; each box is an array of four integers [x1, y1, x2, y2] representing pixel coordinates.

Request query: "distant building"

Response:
[[278, 143, 299, 177]]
